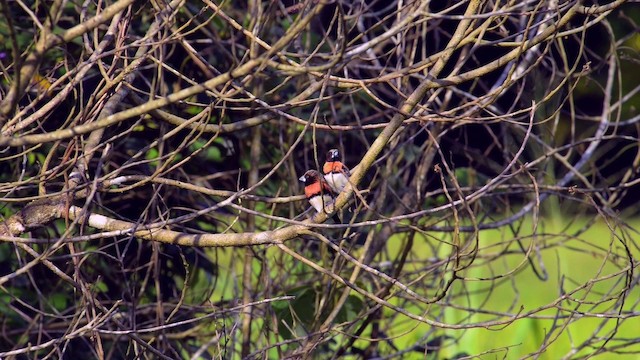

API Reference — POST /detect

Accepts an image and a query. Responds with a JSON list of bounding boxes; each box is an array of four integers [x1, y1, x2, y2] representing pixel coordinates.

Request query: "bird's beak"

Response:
[[299, 175, 305, 182]]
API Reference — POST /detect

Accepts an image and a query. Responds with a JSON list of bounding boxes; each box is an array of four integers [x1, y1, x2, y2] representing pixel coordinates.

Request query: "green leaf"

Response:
[[50, 293, 68, 311], [197, 220, 216, 232], [272, 286, 317, 339], [207, 146, 222, 162], [146, 148, 159, 160], [94, 280, 108, 293], [185, 105, 202, 115]]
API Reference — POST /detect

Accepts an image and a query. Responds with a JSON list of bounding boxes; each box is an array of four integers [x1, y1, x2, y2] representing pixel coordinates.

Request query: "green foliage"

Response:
[[271, 285, 363, 342], [272, 286, 317, 339], [93, 280, 108, 293], [49, 292, 69, 312]]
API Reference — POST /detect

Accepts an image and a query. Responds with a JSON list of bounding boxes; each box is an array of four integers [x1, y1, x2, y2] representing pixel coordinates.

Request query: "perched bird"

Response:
[[299, 169, 340, 223], [323, 148, 351, 194]]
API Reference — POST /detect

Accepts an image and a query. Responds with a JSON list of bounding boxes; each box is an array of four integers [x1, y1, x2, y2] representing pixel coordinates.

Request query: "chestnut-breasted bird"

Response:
[[299, 169, 340, 223], [323, 148, 350, 194]]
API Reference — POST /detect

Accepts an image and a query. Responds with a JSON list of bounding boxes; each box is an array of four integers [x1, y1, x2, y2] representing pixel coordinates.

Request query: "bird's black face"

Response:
[[299, 171, 317, 185], [327, 149, 340, 161]]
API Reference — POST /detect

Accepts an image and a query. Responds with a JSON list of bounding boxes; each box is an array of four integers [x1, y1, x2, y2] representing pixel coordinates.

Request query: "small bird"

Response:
[[299, 169, 340, 222], [323, 148, 351, 194]]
